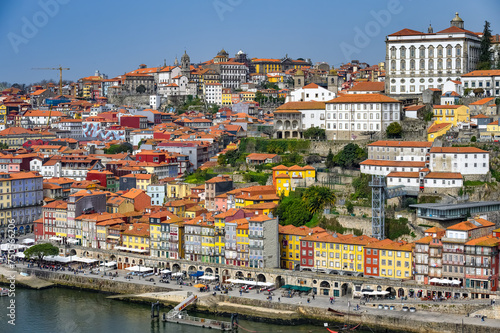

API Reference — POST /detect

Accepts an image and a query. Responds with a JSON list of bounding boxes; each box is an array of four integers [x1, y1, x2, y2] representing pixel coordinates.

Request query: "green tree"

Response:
[[305, 154, 321, 164], [136, 84, 146, 94], [333, 143, 367, 169], [471, 136, 477, 142], [303, 127, 326, 140], [24, 243, 59, 264], [255, 91, 264, 105], [386, 122, 403, 138], [104, 143, 133, 154], [325, 148, 335, 169], [345, 200, 354, 214], [225, 149, 241, 166], [302, 186, 336, 215], [477, 21, 493, 70], [217, 154, 227, 166], [275, 197, 312, 226]]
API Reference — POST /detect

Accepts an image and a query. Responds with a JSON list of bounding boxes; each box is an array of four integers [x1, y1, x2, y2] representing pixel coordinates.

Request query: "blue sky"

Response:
[[1, 0, 499, 84]]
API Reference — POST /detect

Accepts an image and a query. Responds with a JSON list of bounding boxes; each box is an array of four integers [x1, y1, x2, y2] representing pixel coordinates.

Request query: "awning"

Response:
[[125, 266, 153, 272], [429, 278, 441, 283], [0, 244, 27, 251], [172, 272, 184, 277], [280, 285, 312, 292], [22, 238, 35, 244], [107, 235, 120, 239], [67, 239, 80, 244], [100, 261, 117, 267], [199, 275, 217, 280], [190, 271, 204, 277], [160, 269, 171, 274], [14, 252, 25, 258], [49, 236, 62, 241]]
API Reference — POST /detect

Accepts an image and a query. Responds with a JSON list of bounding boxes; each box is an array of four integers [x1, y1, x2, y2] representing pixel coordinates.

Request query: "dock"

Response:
[[160, 293, 238, 331]]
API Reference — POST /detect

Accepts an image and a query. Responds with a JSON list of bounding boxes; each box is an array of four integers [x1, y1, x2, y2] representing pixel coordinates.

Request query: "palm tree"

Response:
[[302, 186, 336, 215]]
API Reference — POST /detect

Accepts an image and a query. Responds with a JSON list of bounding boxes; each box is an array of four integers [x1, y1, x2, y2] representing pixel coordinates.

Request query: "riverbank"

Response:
[[3, 265, 499, 333]]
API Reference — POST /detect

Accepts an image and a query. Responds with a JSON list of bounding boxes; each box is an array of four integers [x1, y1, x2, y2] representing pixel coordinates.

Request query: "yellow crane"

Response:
[[32, 66, 70, 95]]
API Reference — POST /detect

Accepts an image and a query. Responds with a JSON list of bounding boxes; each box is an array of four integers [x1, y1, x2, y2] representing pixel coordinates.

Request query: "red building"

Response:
[[153, 131, 171, 141], [34, 218, 44, 241], [86, 170, 114, 187], [119, 115, 147, 129], [464, 235, 500, 292], [135, 151, 176, 164], [363, 239, 393, 277], [299, 234, 316, 269]]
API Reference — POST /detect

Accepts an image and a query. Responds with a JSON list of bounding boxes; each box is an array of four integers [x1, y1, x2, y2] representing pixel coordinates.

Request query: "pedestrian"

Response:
[[307, 298, 310, 303], [481, 316, 485, 322], [240, 290, 242, 296], [312, 294, 315, 300], [278, 297, 280, 302]]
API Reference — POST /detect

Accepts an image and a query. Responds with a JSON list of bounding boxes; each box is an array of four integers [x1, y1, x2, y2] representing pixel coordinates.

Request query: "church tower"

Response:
[[294, 68, 305, 89], [327, 67, 338, 93], [450, 12, 464, 29], [181, 51, 190, 78]]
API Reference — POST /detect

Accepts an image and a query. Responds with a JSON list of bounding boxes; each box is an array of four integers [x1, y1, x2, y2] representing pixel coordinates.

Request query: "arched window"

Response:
[[446, 58, 452, 69], [456, 58, 461, 69], [437, 45, 443, 57], [446, 45, 453, 57], [420, 59, 425, 70], [455, 45, 462, 57], [419, 46, 426, 58], [410, 46, 416, 58], [410, 59, 415, 70], [437, 59, 443, 70], [400, 47, 406, 58], [429, 60, 434, 70], [428, 46, 434, 58], [391, 60, 396, 70], [401, 60, 406, 71], [390, 47, 396, 59]]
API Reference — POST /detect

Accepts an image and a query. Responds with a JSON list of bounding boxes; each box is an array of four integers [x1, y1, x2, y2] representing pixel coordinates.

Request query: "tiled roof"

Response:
[[349, 82, 385, 92], [429, 147, 487, 154], [326, 93, 399, 103], [461, 70, 500, 77], [368, 140, 431, 148], [277, 101, 326, 110], [360, 159, 425, 167], [469, 97, 495, 105], [427, 122, 451, 134], [387, 172, 419, 178], [424, 172, 462, 180]]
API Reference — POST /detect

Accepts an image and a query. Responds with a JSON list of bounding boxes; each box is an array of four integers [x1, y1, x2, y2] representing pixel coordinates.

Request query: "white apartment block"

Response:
[[286, 83, 336, 102], [385, 13, 481, 95], [325, 94, 401, 140], [204, 83, 222, 106]]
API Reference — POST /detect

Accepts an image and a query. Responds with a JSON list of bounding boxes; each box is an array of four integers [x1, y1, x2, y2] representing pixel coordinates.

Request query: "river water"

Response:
[[0, 288, 383, 333]]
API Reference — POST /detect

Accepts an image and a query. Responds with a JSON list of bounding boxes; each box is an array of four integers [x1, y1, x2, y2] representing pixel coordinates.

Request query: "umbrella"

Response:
[[194, 284, 206, 288]]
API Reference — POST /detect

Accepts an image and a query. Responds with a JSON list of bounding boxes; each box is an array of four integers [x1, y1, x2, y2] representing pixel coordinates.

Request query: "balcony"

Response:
[[443, 248, 463, 253]]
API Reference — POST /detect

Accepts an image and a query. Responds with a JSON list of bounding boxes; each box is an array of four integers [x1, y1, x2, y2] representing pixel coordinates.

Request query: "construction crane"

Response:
[[32, 66, 70, 95]]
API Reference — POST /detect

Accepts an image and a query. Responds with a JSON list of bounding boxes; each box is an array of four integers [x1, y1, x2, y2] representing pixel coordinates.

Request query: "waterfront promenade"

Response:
[[4, 261, 500, 332]]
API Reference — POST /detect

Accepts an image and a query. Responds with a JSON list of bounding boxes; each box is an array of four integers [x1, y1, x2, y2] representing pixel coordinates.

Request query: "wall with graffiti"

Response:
[[82, 122, 125, 141]]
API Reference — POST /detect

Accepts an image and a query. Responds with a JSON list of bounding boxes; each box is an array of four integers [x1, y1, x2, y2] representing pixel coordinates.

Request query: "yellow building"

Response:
[[0, 175, 11, 228], [279, 225, 325, 270], [222, 92, 232, 106], [122, 173, 153, 191], [107, 196, 134, 214], [375, 241, 413, 279], [432, 105, 469, 126], [201, 221, 216, 264], [240, 91, 255, 102], [236, 221, 249, 267], [121, 223, 150, 252], [165, 199, 196, 218], [166, 181, 191, 199], [272, 165, 316, 196], [486, 120, 499, 132], [427, 122, 452, 142], [0, 105, 6, 129]]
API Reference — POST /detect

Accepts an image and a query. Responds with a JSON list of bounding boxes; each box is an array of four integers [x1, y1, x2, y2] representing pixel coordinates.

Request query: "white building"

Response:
[[130, 129, 154, 147], [461, 69, 500, 97], [442, 80, 464, 96], [150, 95, 161, 109], [147, 184, 166, 206], [360, 160, 425, 177], [385, 13, 481, 95], [219, 62, 248, 89], [286, 83, 336, 102], [204, 83, 222, 106], [53, 119, 84, 140], [325, 94, 401, 140], [429, 147, 489, 175], [367, 140, 432, 162], [30, 158, 62, 179], [423, 172, 463, 189]]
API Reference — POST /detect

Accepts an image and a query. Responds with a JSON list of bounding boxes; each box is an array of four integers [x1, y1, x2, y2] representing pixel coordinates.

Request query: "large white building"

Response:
[[286, 83, 336, 102], [367, 140, 432, 162], [385, 13, 481, 96], [324, 94, 401, 140]]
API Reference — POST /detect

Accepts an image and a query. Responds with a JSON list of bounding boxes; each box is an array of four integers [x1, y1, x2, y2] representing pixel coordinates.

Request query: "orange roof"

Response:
[[433, 105, 463, 109], [388, 28, 426, 37], [302, 83, 320, 89], [349, 82, 385, 92], [465, 235, 500, 247], [31, 89, 47, 96], [121, 223, 150, 237], [429, 147, 487, 154], [470, 97, 495, 106], [471, 114, 490, 119], [488, 120, 498, 126], [42, 200, 67, 209], [387, 172, 419, 178], [424, 172, 462, 180], [462, 70, 500, 77], [360, 159, 425, 167], [368, 140, 431, 148], [427, 122, 451, 134], [326, 93, 399, 103], [277, 101, 325, 110]]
